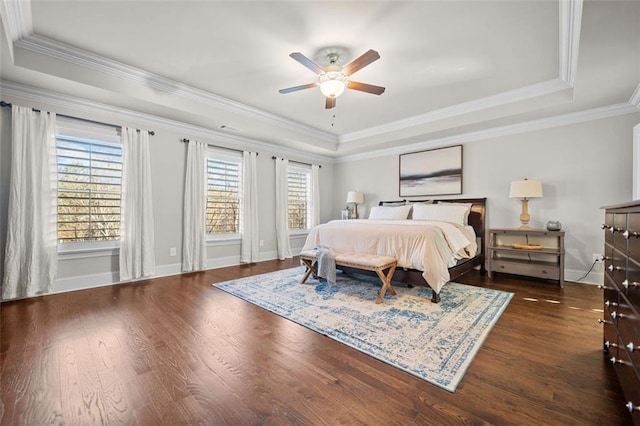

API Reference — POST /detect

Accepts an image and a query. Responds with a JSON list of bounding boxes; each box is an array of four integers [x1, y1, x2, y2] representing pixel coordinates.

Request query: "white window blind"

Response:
[[207, 152, 242, 235], [56, 135, 122, 243], [288, 167, 311, 230]]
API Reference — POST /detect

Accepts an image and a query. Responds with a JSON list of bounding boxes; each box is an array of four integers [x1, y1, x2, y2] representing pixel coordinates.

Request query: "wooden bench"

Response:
[[299, 250, 398, 304]]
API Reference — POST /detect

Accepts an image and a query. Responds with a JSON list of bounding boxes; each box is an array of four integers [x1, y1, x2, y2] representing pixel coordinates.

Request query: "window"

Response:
[[56, 135, 122, 244], [207, 149, 242, 236], [288, 165, 311, 231]]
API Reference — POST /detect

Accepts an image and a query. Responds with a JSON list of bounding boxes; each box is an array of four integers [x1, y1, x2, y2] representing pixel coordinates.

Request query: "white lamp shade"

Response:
[[319, 70, 346, 98], [320, 79, 346, 98], [509, 179, 543, 198], [347, 191, 364, 204]]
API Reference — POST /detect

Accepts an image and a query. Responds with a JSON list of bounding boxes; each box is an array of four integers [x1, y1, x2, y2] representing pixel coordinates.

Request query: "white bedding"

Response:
[[301, 219, 477, 294]]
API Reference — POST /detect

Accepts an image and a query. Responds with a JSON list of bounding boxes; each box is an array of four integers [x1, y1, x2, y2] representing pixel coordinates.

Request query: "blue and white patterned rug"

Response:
[[214, 266, 513, 392]]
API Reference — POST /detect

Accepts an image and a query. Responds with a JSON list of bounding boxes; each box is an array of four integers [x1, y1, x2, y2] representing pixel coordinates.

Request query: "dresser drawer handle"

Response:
[[610, 357, 627, 365], [623, 279, 640, 289], [604, 340, 618, 350], [627, 402, 640, 413], [597, 318, 612, 325], [623, 230, 640, 239], [597, 284, 613, 290], [608, 265, 623, 272], [499, 265, 505, 269], [602, 224, 611, 230], [605, 300, 619, 308], [611, 311, 626, 320], [611, 311, 627, 319], [627, 342, 638, 352]]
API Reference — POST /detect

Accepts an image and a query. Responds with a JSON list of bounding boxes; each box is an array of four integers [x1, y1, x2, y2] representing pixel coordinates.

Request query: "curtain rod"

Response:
[[180, 138, 258, 155], [271, 156, 321, 168], [0, 101, 155, 135]]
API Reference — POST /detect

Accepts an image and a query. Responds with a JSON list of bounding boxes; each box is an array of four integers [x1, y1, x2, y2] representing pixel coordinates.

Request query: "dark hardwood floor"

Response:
[[0, 259, 632, 425]]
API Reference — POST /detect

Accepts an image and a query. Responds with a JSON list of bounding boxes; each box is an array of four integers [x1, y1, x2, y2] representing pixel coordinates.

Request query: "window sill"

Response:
[[289, 230, 310, 237], [58, 245, 119, 260], [207, 236, 241, 247]]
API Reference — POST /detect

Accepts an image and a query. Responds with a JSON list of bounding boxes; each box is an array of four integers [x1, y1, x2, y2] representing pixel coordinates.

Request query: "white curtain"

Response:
[[240, 151, 259, 263], [182, 140, 207, 272], [2, 106, 58, 299], [310, 164, 320, 228], [275, 157, 292, 259], [119, 127, 156, 281]]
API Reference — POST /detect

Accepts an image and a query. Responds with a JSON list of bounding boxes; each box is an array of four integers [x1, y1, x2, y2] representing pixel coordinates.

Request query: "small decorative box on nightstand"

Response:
[[487, 228, 565, 287]]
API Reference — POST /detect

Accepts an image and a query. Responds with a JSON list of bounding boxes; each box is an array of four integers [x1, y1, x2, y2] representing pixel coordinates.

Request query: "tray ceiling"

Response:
[[0, 0, 638, 157]]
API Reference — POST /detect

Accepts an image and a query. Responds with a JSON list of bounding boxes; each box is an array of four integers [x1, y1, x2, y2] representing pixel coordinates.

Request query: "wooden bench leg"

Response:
[[374, 264, 397, 304], [300, 258, 318, 284]]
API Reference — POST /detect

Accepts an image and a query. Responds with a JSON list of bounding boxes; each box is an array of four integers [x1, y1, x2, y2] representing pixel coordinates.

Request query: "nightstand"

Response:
[[487, 228, 565, 287]]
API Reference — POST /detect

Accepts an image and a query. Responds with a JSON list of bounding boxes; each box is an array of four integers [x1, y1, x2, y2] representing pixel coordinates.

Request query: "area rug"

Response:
[[213, 266, 512, 392]]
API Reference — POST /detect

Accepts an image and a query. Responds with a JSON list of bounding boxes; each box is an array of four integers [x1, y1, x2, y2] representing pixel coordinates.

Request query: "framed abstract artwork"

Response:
[[399, 145, 463, 196]]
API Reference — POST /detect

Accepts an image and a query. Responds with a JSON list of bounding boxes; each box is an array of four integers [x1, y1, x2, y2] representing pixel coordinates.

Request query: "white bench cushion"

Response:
[[300, 250, 396, 269]]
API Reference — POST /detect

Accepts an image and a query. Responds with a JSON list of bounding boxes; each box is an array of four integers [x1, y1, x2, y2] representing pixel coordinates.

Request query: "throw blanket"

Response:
[[302, 220, 476, 294], [314, 245, 336, 285]]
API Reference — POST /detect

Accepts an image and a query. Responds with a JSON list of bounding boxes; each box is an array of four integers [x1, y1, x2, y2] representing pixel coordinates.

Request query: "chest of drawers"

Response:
[[602, 201, 640, 423]]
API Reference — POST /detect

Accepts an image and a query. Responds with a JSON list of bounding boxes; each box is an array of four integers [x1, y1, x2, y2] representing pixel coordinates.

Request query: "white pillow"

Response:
[[437, 202, 472, 224], [368, 205, 413, 220], [412, 203, 469, 225], [406, 200, 432, 219]]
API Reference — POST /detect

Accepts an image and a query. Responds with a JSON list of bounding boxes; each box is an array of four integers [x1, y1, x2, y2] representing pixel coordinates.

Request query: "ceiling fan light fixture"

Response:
[[280, 49, 384, 108], [319, 71, 346, 98]]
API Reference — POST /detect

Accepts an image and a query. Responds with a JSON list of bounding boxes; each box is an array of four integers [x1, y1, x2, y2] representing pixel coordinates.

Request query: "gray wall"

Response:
[[1, 94, 638, 294], [0, 103, 334, 294], [332, 113, 640, 283]]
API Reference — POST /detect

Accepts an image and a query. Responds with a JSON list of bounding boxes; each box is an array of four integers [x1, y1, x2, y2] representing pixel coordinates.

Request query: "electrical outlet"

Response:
[[170, 247, 177, 257], [593, 253, 603, 263]]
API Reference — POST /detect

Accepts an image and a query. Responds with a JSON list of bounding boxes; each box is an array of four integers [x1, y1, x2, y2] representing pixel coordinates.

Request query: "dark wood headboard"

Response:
[[378, 197, 487, 251]]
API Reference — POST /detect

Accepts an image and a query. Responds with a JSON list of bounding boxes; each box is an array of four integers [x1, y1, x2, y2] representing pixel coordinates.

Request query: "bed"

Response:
[[300, 198, 486, 303]]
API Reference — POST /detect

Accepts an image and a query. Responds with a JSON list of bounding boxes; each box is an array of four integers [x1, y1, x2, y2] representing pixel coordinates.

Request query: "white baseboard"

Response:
[[54, 271, 121, 294], [50, 250, 284, 297], [564, 268, 603, 286], [24, 255, 604, 300]]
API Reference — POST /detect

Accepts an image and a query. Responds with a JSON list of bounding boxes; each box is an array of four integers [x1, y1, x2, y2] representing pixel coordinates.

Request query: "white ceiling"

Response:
[[0, 0, 638, 158]]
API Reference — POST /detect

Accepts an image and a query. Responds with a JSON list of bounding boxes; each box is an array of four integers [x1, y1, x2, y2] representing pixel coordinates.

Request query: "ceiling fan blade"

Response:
[[279, 82, 318, 94], [290, 52, 324, 75], [342, 49, 380, 76], [325, 97, 336, 109], [346, 81, 386, 95]]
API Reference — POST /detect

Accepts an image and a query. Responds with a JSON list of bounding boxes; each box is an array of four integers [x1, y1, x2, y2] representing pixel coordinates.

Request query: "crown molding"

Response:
[[335, 102, 639, 164], [0, 0, 32, 60], [0, 79, 335, 165], [14, 34, 336, 145], [630, 82, 640, 108], [0, 0, 31, 39], [338, 79, 571, 144], [559, 0, 583, 86]]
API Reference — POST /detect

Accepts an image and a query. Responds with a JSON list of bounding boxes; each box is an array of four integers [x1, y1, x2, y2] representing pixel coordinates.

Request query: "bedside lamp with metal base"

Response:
[[509, 178, 543, 230]]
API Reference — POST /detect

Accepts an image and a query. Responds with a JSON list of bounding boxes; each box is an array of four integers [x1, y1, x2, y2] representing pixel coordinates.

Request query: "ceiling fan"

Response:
[[279, 49, 385, 109]]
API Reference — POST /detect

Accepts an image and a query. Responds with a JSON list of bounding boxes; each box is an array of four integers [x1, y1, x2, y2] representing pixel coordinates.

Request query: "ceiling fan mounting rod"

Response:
[[327, 53, 339, 64]]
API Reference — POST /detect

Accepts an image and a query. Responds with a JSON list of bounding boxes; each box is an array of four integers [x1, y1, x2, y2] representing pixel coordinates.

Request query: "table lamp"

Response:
[[509, 178, 543, 230], [347, 191, 364, 219]]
